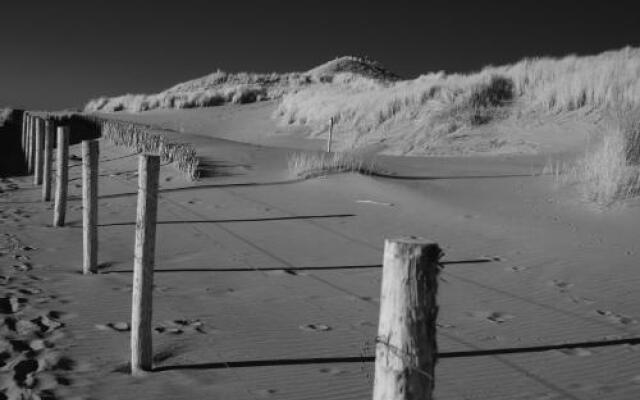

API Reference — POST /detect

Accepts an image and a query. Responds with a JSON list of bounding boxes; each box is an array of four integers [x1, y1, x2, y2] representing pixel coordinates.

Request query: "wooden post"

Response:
[[327, 117, 334, 153], [42, 120, 54, 201], [372, 237, 442, 400], [131, 154, 160, 375], [21, 113, 27, 155], [34, 118, 45, 185], [53, 127, 69, 227], [27, 116, 35, 174], [82, 140, 99, 274]]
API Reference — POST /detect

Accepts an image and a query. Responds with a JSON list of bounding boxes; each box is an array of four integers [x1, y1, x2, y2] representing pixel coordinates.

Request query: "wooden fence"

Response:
[[18, 111, 440, 399]]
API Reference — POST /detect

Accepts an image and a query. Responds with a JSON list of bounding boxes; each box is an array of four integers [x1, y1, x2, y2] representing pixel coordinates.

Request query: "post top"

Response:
[[386, 236, 438, 245]]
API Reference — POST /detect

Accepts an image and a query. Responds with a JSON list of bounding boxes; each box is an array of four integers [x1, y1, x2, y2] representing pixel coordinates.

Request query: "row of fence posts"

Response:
[[19, 112, 440, 399], [19, 112, 160, 376], [21, 112, 70, 225]]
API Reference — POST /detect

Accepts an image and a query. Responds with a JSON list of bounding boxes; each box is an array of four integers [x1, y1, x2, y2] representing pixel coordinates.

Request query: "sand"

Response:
[[1, 106, 640, 399]]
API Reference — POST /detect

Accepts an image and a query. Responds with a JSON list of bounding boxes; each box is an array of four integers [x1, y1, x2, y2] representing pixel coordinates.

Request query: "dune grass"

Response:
[[83, 47, 640, 202], [84, 56, 399, 113], [556, 107, 640, 205], [97, 118, 200, 180], [86, 85, 271, 113], [287, 151, 378, 179], [276, 47, 640, 155]]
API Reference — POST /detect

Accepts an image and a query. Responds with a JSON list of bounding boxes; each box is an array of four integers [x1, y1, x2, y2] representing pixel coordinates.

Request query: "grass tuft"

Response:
[[558, 107, 640, 205], [287, 151, 378, 179]]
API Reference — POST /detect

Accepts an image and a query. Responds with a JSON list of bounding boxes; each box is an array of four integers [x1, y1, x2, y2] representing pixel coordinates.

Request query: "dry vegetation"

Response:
[[554, 107, 640, 205], [96, 118, 200, 180], [278, 47, 640, 203], [48, 113, 200, 180], [288, 151, 378, 179], [85, 47, 640, 203], [84, 56, 399, 113], [276, 47, 640, 154]]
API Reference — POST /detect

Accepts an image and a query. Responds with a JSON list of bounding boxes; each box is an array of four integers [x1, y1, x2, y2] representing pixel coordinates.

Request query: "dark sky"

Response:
[[1, 0, 639, 110]]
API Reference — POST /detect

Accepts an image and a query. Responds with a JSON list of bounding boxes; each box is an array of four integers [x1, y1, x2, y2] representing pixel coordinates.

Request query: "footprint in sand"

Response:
[[0, 296, 27, 314], [595, 310, 637, 325], [299, 323, 332, 332], [154, 319, 206, 334], [95, 322, 130, 332], [505, 265, 527, 272], [549, 279, 574, 292], [250, 389, 278, 397], [356, 320, 376, 328], [478, 335, 506, 342], [0, 281, 73, 398], [13, 254, 30, 261], [467, 311, 515, 324], [319, 367, 347, 376], [12, 262, 32, 272]]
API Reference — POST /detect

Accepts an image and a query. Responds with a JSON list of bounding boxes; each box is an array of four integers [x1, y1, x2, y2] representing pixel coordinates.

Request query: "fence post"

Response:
[[327, 117, 334, 153], [34, 118, 44, 185], [42, 119, 54, 201], [82, 140, 99, 274], [131, 154, 160, 375], [372, 237, 442, 400], [21, 113, 28, 156], [53, 127, 70, 227], [27, 116, 35, 174]]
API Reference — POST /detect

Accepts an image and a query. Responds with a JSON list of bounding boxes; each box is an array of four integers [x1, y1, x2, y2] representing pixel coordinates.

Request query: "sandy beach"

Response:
[[2, 103, 640, 399]]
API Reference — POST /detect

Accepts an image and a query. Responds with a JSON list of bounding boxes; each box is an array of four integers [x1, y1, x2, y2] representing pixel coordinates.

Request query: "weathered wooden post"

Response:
[[34, 118, 45, 185], [27, 116, 35, 174], [21, 113, 27, 155], [327, 117, 334, 153], [53, 127, 70, 227], [131, 154, 160, 375], [372, 237, 442, 400], [42, 119, 54, 201], [82, 140, 99, 274]]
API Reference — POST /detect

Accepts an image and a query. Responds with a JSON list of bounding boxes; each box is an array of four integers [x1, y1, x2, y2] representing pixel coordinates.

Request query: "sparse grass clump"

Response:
[[560, 107, 640, 205], [287, 151, 378, 179]]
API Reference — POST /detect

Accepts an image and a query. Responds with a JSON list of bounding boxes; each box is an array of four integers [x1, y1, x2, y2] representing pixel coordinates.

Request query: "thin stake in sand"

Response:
[[82, 140, 99, 274], [327, 117, 334, 153], [42, 119, 54, 201], [53, 127, 69, 227], [131, 155, 160, 375], [373, 237, 441, 400]]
